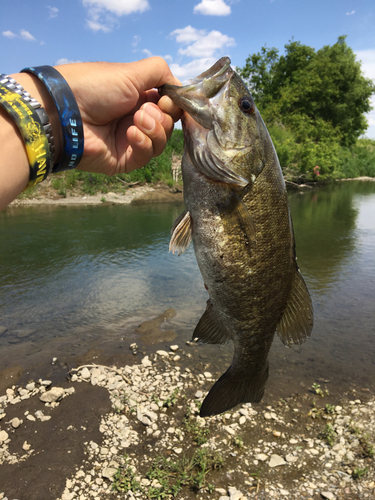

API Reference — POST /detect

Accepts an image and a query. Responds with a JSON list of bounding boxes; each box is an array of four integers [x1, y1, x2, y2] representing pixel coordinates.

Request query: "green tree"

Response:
[[238, 37, 375, 178]]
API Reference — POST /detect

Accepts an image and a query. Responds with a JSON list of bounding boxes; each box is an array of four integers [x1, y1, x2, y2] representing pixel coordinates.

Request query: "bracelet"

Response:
[[21, 65, 84, 173], [0, 73, 55, 171], [0, 83, 51, 189]]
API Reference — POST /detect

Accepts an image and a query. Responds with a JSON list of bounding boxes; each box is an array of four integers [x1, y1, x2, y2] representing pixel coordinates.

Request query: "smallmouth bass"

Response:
[[159, 57, 313, 417]]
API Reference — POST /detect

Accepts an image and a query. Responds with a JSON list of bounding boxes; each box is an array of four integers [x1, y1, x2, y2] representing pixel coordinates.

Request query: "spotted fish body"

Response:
[[159, 58, 313, 417]]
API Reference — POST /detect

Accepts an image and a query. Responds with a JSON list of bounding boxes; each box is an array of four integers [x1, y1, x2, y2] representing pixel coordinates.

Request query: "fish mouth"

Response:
[[159, 57, 232, 130]]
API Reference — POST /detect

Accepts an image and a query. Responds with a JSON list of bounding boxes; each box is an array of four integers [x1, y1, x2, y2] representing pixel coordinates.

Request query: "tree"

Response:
[[238, 36, 375, 147]]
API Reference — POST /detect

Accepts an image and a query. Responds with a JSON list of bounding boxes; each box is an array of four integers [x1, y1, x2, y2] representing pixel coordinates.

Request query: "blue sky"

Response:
[[2, 0, 375, 137]]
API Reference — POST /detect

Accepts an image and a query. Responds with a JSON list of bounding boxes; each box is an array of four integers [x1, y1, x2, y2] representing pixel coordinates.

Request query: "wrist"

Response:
[[10, 72, 63, 164]]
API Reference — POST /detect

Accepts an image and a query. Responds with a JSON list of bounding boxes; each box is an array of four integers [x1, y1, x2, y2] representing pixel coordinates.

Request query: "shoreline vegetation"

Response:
[[9, 129, 375, 208]]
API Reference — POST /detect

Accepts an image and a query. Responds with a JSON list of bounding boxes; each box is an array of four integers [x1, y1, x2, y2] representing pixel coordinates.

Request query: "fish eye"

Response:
[[238, 96, 255, 115]]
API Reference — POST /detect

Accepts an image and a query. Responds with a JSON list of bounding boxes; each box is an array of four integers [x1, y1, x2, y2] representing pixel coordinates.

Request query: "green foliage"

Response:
[[183, 406, 210, 445], [112, 454, 142, 493], [320, 423, 337, 446], [146, 449, 223, 498], [238, 37, 375, 180]]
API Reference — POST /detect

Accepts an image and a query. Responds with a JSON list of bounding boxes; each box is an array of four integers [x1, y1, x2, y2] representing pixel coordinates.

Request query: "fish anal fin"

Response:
[[193, 299, 231, 345], [276, 270, 314, 347], [169, 210, 192, 256], [200, 361, 269, 417]]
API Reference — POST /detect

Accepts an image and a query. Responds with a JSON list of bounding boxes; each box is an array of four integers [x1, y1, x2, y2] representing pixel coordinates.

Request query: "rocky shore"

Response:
[[0, 344, 374, 500]]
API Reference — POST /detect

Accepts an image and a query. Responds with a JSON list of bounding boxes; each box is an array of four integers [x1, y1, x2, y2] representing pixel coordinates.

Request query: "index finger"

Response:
[[126, 57, 180, 94]]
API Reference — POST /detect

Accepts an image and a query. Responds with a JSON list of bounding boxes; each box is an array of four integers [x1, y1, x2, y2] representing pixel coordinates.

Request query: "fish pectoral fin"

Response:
[[276, 270, 314, 347], [193, 299, 231, 344], [169, 210, 193, 256], [218, 193, 256, 243], [193, 145, 248, 188]]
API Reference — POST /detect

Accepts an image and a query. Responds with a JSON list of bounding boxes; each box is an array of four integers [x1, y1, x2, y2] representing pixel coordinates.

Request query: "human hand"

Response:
[[53, 57, 182, 175]]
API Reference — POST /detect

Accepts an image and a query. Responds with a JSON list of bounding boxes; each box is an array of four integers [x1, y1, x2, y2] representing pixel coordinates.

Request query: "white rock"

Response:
[[80, 367, 91, 380], [22, 440, 31, 451], [141, 356, 152, 367], [285, 454, 297, 463], [11, 417, 22, 428], [255, 453, 268, 462], [26, 414, 36, 422], [264, 412, 272, 420], [239, 416, 246, 425], [204, 372, 212, 379], [41, 380, 52, 387], [174, 448, 182, 454], [156, 350, 169, 357], [321, 492, 335, 500], [39, 387, 65, 403], [269, 454, 286, 467], [170, 345, 179, 351], [289, 438, 299, 444], [0, 430, 9, 442], [102, 468, 117, 480], [195, 391, 203, 398], [25, 382, 35, 391]]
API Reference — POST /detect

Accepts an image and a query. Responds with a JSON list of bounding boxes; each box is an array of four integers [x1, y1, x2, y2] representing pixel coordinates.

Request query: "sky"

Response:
[[1, 0, 375, 138]]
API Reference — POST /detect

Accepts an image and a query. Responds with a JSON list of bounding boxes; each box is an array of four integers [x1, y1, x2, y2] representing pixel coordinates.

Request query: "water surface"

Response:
[[1, 182, 374, 399]]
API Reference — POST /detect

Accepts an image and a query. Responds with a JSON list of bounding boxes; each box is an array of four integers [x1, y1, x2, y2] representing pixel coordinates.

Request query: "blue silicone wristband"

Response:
[[21, 65, 84, 173]]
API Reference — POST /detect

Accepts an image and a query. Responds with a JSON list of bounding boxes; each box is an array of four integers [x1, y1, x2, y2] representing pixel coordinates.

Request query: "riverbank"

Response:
[[0, 343, 374, 500], [9, 183, 184, 208], [9, 176, 375, 209]]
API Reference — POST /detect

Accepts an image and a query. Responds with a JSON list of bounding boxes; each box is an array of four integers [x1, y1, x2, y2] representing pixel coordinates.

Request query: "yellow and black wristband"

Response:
[[0, 83, 51, 189]]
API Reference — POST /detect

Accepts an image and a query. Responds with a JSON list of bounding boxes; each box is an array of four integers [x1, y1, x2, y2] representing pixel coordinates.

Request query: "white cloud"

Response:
[[20, 29, 37, 41], [194, 0, 231, 16], [170, 57, 218, 81], [47, 6, 59, 19], [142, 48, 153, 58], [356, 49, 375, 139], [171, 26, 235, 58], [132, 35, 141, 47], [55, 58, 84, 65], [168, 26, 236, 82], [82, 0, 150, 16], [82, 0, 150, 30], [2, 29, 36, 41], [346, 10, 355, 15], [2, 30, 16, 39]]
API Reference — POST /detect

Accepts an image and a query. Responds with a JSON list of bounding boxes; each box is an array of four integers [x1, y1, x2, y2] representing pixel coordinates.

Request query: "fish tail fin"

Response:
[[199, 361, 269, 417]]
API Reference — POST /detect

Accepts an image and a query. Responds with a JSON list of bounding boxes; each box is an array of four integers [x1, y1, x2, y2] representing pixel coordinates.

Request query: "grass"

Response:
[[183, 405, 210, 445], [112, 449, 223, 498]]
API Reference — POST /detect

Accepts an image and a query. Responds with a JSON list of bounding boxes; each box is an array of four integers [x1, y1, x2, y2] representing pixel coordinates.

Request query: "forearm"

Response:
[[0, 72, 62, 211]]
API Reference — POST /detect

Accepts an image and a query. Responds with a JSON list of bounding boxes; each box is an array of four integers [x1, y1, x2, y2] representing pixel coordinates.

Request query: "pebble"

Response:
[[11, 417, 22, 429], [0, 430, 9, 442], [39, 387, 65, 403], [80, 368, 91, 380], [169, 345, 179, 351], [269, 454, 286, 467], [101, 468, 117, 480], [321, 492, 335, 500]]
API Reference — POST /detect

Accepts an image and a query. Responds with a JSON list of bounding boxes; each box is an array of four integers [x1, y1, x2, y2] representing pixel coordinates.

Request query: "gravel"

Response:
[[0, 344, 374, 500]]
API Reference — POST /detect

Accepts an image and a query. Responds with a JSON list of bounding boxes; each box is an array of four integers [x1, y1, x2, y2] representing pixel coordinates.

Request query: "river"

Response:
[[1, 181, 374, 400]]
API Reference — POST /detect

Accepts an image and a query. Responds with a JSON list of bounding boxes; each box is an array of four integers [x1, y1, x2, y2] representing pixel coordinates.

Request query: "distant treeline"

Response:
[[238, 36, 375, 181]]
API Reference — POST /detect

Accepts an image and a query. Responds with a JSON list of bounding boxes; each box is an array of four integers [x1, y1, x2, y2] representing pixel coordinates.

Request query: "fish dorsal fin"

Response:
[[192, 143, 248, 187], [218, 193, 256, 243], [193, 299, 231, 344], [276, 270, 314, 347], [169, 210, 193, 256]]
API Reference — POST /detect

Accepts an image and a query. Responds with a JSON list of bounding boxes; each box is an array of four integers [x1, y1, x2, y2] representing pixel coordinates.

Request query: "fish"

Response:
[[159, 57, 313, 417]]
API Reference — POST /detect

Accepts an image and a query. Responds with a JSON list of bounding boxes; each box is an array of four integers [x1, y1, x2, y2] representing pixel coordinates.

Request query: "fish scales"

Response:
[[159, 57, 313, 417]]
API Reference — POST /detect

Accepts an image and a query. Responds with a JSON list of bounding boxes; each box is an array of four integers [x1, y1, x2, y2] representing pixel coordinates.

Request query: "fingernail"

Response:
[[144, 104, 162, 122], [133, 127, 144, 144], [139, 110, 155, 132]]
